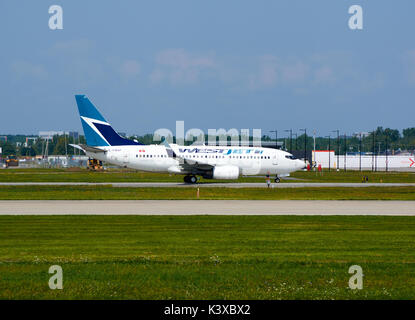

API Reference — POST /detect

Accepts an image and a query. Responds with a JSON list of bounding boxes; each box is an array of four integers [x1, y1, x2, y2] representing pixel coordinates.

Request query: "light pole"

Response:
[[270, 130, 278, 149], [385, 136, 388, 172], [300, 129, 307, 165], [372, 130, 376, 171], [326, 135, 331, 172], [377, 141, 381, 172], [284, 129, 292, 154], [313, 130, 316, 167], [64, 132, 68, 158], [293, 133, 298, 151], [332, 130, 339, 171], [344, 134, 347, 171], [359, 133, 362, 172]]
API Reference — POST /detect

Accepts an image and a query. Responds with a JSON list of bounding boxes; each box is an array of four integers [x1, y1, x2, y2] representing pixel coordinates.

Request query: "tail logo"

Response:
[[75, 95, 142, 147]]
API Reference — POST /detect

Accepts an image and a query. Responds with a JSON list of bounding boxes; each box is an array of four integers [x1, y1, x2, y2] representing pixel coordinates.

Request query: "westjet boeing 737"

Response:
[[71, 95, 305, 183]]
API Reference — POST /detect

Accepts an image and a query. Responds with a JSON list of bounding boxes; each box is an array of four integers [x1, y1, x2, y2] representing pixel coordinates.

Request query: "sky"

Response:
[[1, 0, 415, 138]]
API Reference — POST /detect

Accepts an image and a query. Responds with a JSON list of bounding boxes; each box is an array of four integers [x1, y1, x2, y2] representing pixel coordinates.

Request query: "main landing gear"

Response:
[[274, 176, 281, 183], [184, 175, 198, 184]]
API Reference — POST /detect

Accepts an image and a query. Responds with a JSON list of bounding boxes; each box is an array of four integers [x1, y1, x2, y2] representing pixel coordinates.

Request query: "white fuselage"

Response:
[[86, 144, 305, 177]]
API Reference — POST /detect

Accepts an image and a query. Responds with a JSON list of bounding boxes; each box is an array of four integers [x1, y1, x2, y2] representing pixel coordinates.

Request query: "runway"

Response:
[[0, 200, 414, 215], [1, 182, 415, 188]]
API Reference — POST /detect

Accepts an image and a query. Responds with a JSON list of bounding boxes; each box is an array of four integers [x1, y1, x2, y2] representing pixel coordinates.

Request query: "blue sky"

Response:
[[1, 1, 414, 137]]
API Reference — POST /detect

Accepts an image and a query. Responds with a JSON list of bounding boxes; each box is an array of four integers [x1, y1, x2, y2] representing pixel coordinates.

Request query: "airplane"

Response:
[[71, 95, 306, 184]]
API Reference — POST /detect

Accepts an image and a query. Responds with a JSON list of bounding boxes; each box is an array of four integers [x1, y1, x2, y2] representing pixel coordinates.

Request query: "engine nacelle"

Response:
[[212, 165, 240, 180]]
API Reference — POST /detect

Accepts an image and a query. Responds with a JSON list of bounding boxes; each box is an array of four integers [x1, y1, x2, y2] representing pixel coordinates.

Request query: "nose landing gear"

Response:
[[274, 176, 280, 183], [184, 175, 198, 184]]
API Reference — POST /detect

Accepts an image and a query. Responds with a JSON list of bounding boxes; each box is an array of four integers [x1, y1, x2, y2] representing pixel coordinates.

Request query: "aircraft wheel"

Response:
[[190, 176, 197, 184], [274, 177, 281, 183], [184, 176, 190, 183]]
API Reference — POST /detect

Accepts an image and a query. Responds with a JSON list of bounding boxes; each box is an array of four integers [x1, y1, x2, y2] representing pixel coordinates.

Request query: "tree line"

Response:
[[0, 127, 414, 157]]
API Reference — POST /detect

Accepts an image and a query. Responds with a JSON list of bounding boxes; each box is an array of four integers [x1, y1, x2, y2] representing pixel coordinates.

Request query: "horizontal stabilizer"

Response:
[[69, 144, 107, 153]]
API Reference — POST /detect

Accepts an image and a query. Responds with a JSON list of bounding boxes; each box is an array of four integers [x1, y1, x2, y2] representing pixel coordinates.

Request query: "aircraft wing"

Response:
[[162, 141, 214, 173]]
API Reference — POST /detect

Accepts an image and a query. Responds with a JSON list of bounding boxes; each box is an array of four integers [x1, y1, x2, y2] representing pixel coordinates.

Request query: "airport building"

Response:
[[38, 131, 79, 140], [313, 150, 415, 171]]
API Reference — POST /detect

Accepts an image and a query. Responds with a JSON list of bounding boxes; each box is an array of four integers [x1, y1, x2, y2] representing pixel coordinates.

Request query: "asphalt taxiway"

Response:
[[0, 200, 414, 215]]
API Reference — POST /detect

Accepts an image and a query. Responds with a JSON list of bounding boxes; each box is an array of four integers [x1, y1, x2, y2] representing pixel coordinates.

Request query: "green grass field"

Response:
[[1, 215, 414, 299], [0, 168, 266, 183], [1, 185, 415, 200], [1, 168, 414, 299], [1, 167, 415, 183]]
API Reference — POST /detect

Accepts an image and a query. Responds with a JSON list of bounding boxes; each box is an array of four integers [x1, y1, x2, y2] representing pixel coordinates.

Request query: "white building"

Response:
[[38, 131, 68, 140], [313, 150, 415, 171]]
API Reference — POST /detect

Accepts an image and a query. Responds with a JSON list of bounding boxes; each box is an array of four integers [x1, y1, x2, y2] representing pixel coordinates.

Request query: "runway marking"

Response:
[[0, 200, 414, 216]]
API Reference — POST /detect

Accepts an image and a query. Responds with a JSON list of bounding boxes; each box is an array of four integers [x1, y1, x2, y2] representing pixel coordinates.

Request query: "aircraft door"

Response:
[[122, 152, 129, 166], [272, 155, 278, 165]]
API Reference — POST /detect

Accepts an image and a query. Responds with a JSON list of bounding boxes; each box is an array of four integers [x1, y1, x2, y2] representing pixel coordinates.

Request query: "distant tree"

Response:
[[372, 127, 400, 142], [136, 134, 155, 145], [384, 128, 400, 142], [262, 135, 271, 141], [19, 146, 37, 157], [52, 136, 67, 155], [0, 143, 16, 156], [403, 128, 415, 139], [31, 138, 44, 155]]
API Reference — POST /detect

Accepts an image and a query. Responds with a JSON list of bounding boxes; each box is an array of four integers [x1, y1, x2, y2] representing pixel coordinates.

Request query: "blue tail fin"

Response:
[[75, 95, 141, 147]]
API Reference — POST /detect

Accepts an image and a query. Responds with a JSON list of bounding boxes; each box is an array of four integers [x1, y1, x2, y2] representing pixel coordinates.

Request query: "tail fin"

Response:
[[75, 95, 141, 147]]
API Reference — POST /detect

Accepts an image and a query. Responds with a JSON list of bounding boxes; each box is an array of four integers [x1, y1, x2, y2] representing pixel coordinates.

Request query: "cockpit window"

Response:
[[285, 155, 296, 160]]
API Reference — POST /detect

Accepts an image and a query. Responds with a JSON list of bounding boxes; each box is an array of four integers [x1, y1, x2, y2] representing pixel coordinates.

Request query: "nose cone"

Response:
[[296, 159, 306, 169]]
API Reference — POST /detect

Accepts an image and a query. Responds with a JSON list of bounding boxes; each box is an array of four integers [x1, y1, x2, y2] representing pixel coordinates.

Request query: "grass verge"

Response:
[[0, 185, 415, 200], [1, 168, 415, 183], [0, 215, 414, 299]]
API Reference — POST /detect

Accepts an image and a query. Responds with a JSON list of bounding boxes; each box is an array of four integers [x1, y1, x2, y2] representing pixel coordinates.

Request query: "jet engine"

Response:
[[212, 165, 240, 180]]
